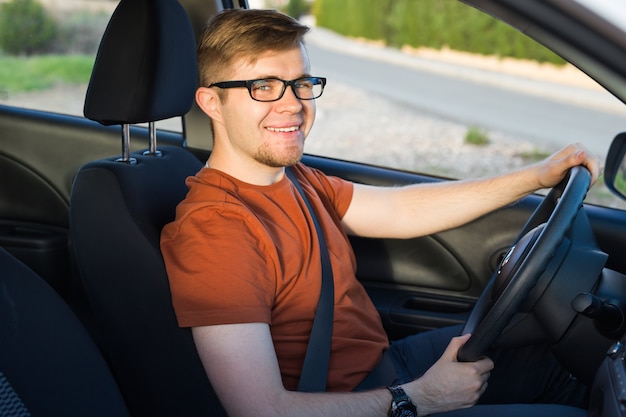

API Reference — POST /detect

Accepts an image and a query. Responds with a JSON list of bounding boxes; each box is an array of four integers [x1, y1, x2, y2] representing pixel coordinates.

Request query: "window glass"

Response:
[[0, 0, 180, 131], [280, 7, 626, 209]]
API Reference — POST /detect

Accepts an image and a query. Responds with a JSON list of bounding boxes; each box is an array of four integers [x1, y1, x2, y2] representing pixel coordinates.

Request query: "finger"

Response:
[[473, 356, 494, 374], [570, 147, 601, 184], [479, 380, 489, 396], [443, 334, 471, 361], [555, 145, 601, 185]]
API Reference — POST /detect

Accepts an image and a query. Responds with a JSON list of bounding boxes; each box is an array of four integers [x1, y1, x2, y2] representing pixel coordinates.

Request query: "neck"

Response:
[[207, 151, 286, 186]]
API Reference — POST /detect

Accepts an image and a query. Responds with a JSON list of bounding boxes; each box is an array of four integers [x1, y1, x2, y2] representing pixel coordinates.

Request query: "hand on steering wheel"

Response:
[[458, 166, 592, 362]]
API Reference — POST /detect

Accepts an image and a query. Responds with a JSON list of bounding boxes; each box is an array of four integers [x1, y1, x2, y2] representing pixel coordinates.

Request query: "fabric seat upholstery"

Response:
[[0, 247, 131, 416], [69, 0, 225, 415]]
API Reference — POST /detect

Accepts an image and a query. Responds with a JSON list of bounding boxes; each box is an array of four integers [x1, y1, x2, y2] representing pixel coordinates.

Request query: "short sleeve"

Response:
[[294, 164, 354, 219], [161, 204, 278, 327]]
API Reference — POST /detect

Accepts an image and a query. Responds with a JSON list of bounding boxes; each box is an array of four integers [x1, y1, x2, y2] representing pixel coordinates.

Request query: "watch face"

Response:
[[391, 402, 417, 417], [392, 408, 416, 417], [388, 386, 417, 417]]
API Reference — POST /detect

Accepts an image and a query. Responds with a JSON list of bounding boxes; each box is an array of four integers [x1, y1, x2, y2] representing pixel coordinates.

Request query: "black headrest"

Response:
[[84, 0, 197, 126]]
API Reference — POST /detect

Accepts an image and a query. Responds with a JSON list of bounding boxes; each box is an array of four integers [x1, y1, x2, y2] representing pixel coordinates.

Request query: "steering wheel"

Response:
[[458, 166, 591, 362]]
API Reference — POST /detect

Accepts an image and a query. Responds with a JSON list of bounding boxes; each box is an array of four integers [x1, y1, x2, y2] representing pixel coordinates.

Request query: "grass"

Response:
[[0, 54, 94, 93], [518, 149, 552, 162], [464, 126, 489, 145]]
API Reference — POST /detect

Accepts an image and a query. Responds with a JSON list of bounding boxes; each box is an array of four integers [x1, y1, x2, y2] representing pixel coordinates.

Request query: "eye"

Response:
[[251, 79, 274, 92], [294, 78, 314, 89]]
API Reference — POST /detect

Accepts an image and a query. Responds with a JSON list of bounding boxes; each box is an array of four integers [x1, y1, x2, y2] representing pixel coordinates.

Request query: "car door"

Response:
[[288, 0, 626, 343], [2, 0, 626, 347], [0, 0, 193, 296]]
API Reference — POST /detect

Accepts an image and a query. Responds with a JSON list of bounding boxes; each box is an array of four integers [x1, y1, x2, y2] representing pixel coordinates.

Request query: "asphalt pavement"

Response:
[[304, 26, 626, 158]]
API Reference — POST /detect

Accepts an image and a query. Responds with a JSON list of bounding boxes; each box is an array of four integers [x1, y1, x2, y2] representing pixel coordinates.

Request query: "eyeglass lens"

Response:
[[250, 78, 323, 101]]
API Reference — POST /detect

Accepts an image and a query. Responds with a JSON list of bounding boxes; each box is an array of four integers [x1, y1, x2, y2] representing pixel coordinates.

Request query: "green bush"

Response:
[[0, 55, 94, 92], [464, 126, 489, 146], [314, 0, 393, 41], [0, 0, 57, 56], [283, 0, 312, 20], [313, 0, 565, 65], [52, 10, 109, 54]]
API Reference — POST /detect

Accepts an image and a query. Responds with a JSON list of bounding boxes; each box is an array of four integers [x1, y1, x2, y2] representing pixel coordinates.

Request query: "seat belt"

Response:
[[286, 167, 334, 392]]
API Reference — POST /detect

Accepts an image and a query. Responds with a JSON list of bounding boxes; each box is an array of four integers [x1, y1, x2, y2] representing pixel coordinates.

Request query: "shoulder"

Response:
[[161, 169, 267, 248], [290, 163, 354, 217], [291, 163, 353, 197]]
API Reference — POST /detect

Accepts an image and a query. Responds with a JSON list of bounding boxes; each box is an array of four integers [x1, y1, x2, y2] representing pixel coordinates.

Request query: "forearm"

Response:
[[227, 387, 392, 417], [392, 165, 541, 237], [196, 324, 395, 417], [196, 326, 491, 417], [345, 164, 542, 239]]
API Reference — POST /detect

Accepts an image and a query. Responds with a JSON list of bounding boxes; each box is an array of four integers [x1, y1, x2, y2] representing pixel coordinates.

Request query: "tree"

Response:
[[0, 0, 57, 56], [285, 0, 311, 20]]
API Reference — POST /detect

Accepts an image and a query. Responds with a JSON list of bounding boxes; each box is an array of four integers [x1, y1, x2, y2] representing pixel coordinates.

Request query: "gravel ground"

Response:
[[306, 81, 542, 179]]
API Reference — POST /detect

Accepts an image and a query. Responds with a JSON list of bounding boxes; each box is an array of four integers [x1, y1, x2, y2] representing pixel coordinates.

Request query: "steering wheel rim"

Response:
[[458, 166, 591, 362]]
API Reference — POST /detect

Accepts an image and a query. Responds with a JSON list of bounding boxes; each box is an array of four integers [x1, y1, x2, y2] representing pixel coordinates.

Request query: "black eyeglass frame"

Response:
[[208, 76, 327, 102]]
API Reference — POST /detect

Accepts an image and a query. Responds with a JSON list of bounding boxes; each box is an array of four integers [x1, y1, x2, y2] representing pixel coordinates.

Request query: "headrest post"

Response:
[[144, 122, 163, 157], [116, 124, 137, 164]]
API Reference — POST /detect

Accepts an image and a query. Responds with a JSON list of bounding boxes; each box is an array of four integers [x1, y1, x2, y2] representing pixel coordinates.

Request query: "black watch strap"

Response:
[[387, 386, 418, 417]]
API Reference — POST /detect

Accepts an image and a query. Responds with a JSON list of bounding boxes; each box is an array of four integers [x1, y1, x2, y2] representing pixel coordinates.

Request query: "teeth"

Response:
[[267, 126, 299, 132]]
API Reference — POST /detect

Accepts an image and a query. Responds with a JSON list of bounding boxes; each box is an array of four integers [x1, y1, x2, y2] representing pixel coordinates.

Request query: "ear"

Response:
[[196, 87, 223, 122]]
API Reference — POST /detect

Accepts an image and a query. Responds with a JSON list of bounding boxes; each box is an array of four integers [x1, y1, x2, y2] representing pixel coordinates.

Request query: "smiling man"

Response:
[[199, 46, 317, 182], [160, 8, 599, 417]]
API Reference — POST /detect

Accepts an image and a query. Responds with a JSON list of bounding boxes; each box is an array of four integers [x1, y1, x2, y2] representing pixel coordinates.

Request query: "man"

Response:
[[161, 8, 600, 417]]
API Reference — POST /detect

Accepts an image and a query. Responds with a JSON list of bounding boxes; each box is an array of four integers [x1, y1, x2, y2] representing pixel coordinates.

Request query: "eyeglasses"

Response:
[[208, 76, 326, 102]]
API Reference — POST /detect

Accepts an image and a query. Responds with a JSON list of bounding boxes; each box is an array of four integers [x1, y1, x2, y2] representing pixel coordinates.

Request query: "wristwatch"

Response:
[[387, 385, 418, 417]]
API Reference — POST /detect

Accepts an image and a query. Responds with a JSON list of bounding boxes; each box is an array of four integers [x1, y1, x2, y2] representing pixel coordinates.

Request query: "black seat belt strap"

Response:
[[286, 167, 334, 392]]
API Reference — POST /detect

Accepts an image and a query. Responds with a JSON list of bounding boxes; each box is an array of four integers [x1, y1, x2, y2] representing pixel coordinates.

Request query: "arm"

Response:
[[342, 143, 600, 239], [192, 323, 492, 417]]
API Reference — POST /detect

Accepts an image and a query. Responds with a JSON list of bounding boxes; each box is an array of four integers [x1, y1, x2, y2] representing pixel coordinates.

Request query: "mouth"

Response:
[[266, 125, 300, 133]]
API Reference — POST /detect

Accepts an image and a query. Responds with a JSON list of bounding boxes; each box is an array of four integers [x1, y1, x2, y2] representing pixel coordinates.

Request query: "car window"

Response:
[[267, 2, 626, 209], [0, 0, 181, 132], [3, 0, 626, 208]]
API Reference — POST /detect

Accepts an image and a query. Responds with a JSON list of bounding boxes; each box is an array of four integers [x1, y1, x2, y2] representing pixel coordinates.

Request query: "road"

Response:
[[305, 28, 626, 158]]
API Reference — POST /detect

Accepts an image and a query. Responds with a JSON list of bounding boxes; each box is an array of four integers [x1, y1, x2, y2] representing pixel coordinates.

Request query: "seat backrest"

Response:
[[69, 0, 225, 416], [0, 247, 131, 417]]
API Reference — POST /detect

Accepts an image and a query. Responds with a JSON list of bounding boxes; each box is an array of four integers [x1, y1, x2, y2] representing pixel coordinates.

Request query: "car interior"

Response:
[[0, 246, 131, 417], [69, 0, 224, 415], [1, 0, 626, 416]]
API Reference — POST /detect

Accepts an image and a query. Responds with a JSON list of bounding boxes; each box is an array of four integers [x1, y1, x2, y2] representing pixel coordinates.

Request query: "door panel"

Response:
[[303, 154, 626, 339], [0, 106, 187, 290], [3, 108, 626, 343], [0, 106, 187, 215], [352, 235, 472, 291]]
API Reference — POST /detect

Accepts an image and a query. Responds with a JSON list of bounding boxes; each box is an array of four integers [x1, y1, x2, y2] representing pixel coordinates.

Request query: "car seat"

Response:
[[0, 246, 131, 416], [68, 0, 225, 416]]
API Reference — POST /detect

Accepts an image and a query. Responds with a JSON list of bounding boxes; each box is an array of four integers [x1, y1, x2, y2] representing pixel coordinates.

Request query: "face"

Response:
[[198, 45, 317, 177]]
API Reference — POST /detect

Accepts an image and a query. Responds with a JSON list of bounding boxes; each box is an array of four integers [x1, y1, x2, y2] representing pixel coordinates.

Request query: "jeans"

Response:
[[385, 325, 589, 416]]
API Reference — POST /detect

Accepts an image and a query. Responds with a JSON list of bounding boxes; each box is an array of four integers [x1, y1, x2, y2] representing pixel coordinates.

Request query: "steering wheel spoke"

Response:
[[458, 167, 593, 362]]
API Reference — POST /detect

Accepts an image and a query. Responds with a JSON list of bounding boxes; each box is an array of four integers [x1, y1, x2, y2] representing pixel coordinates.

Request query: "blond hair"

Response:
[[197, 9, 310, 87]]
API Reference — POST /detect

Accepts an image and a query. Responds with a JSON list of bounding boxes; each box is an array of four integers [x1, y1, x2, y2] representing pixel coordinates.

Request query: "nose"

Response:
[[275, 84, 303, 112]]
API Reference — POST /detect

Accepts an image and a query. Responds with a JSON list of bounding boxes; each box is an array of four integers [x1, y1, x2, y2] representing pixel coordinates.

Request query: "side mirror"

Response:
[[605, 132, 626, 202]]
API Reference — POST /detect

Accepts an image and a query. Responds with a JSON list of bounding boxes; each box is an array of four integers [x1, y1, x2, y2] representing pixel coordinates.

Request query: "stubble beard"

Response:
[[253, 140, 304, 167]]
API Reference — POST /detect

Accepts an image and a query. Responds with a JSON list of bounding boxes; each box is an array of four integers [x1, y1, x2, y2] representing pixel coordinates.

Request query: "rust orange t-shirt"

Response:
[[161, 163, 389, 391]]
